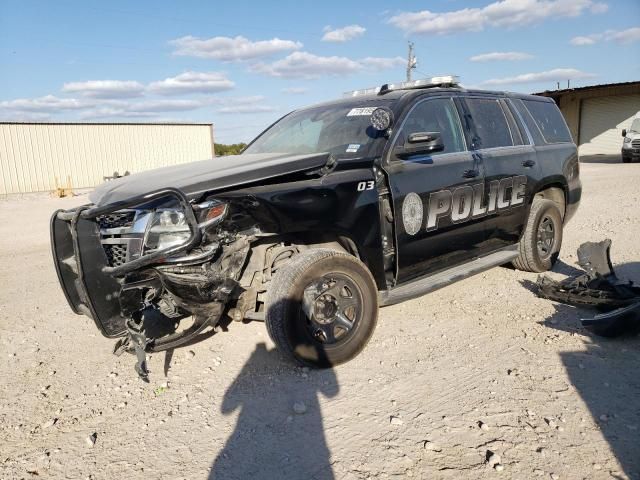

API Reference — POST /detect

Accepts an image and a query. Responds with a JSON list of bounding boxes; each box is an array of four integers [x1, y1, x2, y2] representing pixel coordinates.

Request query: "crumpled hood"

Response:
[[89, 152, 330, 206]]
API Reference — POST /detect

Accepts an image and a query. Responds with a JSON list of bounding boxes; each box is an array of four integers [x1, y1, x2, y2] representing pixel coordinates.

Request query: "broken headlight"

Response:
[[143, 209, 191, 252], [142, 200, 228, 253]]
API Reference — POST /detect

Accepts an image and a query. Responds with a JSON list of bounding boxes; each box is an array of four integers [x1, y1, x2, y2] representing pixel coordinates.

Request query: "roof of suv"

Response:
[[300, 86, 552, 113]]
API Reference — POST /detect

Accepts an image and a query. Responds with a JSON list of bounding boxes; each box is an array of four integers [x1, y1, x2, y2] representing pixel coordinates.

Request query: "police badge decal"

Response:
[[402, 192, 423, 236]]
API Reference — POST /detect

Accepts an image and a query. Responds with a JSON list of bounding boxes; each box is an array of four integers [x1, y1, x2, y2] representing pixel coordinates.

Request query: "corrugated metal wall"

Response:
[[0, 123, 214, 194]]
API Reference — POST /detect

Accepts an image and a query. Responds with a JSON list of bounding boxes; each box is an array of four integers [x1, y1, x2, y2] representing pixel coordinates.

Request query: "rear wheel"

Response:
[[265, 249, 378, 368], [512, 198, 563, 272]]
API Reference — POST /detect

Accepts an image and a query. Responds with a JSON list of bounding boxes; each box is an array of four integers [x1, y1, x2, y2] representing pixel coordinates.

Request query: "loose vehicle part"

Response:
[[536, 239, 640, 336]]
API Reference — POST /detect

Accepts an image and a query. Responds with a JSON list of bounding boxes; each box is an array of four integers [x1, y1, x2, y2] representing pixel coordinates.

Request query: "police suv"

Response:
[[51, 76, 581, 377]]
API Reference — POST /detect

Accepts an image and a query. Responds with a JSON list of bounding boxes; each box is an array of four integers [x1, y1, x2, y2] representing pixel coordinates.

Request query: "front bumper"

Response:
[[51, 188, 201, 337], [622, 146, 640, 162]]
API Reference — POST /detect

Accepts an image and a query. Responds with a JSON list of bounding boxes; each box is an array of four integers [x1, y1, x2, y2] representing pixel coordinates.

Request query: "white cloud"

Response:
[[590, 2, 609, 13], [359, 56, 405, 69], [0, 95, 93, 113], [389, 0, 608, 35], [321, 25, 366, 42], [147, 72, 234, 95], [217, 105, 275, 114], [571, 26, 640, 46], [251, 52, 404, 79], [470, 51, 534, 62], [0, 111, 52, 122], [79, 98, 215, 120], [127, 99, 213, 112], [570, 35, 598, 45], [481, 68, 596, 86], [170, 35, 302, 61], [62, 80, 145, 99], [281, 87, 309, 94]]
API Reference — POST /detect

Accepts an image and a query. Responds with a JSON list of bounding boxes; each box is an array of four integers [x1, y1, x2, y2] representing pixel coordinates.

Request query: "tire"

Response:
[[622, 157, 631, 163], [265, 249, 378, 368], [512, 198, 563, 273]]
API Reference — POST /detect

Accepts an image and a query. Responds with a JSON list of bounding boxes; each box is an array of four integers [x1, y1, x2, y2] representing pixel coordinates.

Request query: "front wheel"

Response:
[[265, 249, 378, 368], [512, 198, 563, 273]]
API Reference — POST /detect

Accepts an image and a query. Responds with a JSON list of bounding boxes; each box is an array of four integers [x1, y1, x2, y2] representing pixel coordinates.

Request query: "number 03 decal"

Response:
[[357, 181, 375, 191]]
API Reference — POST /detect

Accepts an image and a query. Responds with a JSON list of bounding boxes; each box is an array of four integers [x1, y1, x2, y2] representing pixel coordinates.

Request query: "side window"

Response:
[[500, 99, 526, 146], [395, 98, 466, 156], [465, 98, 513, 149], [522, 99, 572, 144], [512, 99, 545, 145]]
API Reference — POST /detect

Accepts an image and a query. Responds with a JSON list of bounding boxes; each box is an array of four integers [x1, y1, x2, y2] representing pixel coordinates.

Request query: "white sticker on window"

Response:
[[346, 144, 360, 153], [346, 107, 377, 116]]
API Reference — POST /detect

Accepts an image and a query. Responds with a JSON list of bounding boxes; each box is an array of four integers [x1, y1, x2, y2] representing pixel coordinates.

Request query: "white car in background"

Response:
[[622, 116, 640, 163]]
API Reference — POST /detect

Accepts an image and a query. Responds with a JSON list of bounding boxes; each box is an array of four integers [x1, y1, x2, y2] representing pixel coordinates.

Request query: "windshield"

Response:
[[630, 118, 640, 133], [243, 102, 392, 157]]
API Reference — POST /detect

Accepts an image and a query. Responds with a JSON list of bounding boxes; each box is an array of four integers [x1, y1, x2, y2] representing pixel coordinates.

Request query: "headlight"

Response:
[[144, 209, 191, 252], [142, 200, 227, 253], [623, 137, 632, 143]]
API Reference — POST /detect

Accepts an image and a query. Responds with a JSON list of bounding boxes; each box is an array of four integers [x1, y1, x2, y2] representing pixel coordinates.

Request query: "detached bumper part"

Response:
[[535, 239, 640, 336]]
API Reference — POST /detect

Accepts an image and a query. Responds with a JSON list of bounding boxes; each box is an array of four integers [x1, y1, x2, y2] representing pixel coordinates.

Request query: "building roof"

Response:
[[534, 80, 640, 99]]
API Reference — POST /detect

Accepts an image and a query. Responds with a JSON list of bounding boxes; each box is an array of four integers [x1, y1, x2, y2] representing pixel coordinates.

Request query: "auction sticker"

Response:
[[346, 144, 360, 153], [347, 107, 377, 116]]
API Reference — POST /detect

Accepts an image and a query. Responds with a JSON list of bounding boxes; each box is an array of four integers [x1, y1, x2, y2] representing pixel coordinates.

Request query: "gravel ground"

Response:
[[1, 160, 639, 480]]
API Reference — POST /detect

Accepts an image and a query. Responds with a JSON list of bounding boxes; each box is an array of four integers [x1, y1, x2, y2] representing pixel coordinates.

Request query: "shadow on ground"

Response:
[[532, 260, 640, 479], [579, 154, 627, 164], [209, 342, 339, 480]]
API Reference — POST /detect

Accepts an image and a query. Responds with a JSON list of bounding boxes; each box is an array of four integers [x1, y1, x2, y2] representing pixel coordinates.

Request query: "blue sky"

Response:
[[1, 0, 638, 143]]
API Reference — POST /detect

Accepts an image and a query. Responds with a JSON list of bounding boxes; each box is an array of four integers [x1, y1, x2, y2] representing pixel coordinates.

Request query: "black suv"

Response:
[[51, 76, 581, 377]]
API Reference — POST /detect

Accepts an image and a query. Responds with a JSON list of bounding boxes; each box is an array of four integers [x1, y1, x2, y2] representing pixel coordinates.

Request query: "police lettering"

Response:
[[425, 175, 526, 232]]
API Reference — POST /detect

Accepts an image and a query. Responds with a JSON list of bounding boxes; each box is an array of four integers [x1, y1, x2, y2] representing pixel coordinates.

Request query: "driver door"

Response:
[[385, 96, 489, 283]]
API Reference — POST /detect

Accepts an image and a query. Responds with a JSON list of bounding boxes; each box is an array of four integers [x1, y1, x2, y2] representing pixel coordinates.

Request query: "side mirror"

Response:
[[622, 129, 627, 137], [396, 132, 444, 158]]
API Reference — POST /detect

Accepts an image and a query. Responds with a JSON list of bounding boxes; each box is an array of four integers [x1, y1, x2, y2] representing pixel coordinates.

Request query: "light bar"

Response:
[[344, 75, 459, 97], [344, 86, 381, 97], [383, 75, 459, 92]]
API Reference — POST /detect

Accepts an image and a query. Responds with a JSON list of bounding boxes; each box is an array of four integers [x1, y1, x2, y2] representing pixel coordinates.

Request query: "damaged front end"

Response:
[[51, 188, 251, 381], [536, 239, 640, 336]]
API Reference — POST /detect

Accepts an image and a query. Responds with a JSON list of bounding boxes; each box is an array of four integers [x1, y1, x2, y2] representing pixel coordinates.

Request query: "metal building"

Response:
[[0, 122, 215, 195], [535, 81, 640, 158]]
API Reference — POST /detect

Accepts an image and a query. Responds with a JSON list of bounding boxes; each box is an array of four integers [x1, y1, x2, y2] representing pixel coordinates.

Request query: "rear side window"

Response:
[[464, 98, 513, 149], [521, 99, 572, 144]]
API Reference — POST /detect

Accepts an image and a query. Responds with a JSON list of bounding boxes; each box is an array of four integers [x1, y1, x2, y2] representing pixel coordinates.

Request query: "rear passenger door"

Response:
[[461, 96, 540, 251]]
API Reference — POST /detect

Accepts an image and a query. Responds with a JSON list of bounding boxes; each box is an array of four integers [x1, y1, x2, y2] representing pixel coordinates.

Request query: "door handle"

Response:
[[522, 159, 536, 168], [462, 169, 479, 179]]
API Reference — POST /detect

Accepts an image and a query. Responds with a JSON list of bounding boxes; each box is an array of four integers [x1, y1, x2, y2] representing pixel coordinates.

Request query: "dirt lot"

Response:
[[1, 160, 639, 480]]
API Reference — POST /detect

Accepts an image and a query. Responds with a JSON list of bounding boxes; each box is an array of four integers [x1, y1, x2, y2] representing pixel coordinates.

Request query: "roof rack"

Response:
[[345, 75, 460, 98]]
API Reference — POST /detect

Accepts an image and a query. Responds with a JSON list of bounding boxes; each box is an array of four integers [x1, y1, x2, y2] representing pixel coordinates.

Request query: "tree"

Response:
[[214, 143, 247, 156]]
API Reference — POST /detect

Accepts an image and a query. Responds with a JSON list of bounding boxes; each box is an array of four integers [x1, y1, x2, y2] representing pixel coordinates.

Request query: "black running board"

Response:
[[379, 246, 519, 306]]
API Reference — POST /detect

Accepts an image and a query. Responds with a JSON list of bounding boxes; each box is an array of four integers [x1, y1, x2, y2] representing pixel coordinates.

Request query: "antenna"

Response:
[[406, 42, 417, 82]]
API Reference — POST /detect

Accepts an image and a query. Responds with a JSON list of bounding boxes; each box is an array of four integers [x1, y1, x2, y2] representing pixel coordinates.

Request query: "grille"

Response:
[[632, 139, 640, 148], [103, 244, 128, 267], [97, 211, 135, 230]]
